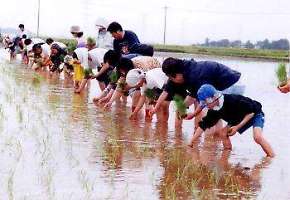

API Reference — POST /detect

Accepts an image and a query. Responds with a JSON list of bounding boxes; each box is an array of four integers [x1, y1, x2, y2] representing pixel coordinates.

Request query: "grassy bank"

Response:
[[153, 44, 289, 62]]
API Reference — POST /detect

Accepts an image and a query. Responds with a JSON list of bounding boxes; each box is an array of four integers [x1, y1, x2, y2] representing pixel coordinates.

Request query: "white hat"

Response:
[[126, 69, 146, 87], [95, 18, 109, 28], [70, 25, 82, 33]]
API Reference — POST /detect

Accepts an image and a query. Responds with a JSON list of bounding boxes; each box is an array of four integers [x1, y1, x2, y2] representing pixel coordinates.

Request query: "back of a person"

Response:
[[183, 59, 241, 91], [216, 94, 262, 125], [88, 48, 107, 68], [132, 56, 160, 71], [145, 68, 168, 90]]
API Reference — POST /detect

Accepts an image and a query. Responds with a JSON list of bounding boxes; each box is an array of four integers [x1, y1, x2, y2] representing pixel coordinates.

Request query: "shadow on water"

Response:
[[0, 50, 286, 199]]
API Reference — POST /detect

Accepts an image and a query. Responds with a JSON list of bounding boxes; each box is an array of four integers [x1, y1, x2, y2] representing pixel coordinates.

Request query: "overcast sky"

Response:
[[1, 0, 290, 45]]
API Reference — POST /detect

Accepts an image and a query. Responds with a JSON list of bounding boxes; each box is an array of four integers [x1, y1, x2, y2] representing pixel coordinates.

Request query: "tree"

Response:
[[244, 40, 254, 49]]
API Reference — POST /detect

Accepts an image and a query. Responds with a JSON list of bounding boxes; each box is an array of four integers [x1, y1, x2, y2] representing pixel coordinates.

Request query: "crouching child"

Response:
[[189, 84, 274, 158]]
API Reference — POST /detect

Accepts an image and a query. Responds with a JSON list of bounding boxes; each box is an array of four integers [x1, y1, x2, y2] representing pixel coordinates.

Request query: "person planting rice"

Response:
[[70, 25, 86, 48], [49, 43, 67, 73], [30, 43, 51, 70], [150, 57, 244, 128], [107, 22, 154, 57], [46, 38, 67, 49], [125, 68, 169, 121], [63, 55, 74, 78], [72, 48, 88, 92], [90, 49, 120, 91], [92, 50, 121, 103], [188, 84, 275, 158], [101, 56, 161, 110], [74, 38, 109, 93]]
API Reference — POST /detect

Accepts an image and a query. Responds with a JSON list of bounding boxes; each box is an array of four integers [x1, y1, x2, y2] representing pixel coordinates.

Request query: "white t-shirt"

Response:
[[52, 41, 67, 49], [31, 38, 45, 44], [88, 48, 107, 69], [41, 43, 51, 57], [140, 68, 168, 95], [17, 30, 28, 38]]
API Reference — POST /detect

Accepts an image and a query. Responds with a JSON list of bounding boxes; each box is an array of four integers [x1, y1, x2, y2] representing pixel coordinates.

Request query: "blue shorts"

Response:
[[238, 112, 265, 134]]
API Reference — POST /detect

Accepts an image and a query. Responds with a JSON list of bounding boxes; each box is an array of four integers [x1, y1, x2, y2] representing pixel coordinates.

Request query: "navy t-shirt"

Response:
[[199, 94, 262, 131], [113, 30, 140, 54], [163, 59, 241, 98]]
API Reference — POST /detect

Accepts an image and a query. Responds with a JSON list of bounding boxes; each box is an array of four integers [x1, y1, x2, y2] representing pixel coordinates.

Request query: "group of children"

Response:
[[3, 22, 275, 158]]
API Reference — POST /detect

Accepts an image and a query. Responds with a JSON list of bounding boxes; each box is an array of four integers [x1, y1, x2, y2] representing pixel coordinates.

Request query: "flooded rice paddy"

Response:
[[0, 49, 290, 199]]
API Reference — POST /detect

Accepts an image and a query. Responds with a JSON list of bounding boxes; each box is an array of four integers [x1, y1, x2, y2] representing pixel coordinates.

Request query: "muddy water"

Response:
[[0, 49, 290, 199]]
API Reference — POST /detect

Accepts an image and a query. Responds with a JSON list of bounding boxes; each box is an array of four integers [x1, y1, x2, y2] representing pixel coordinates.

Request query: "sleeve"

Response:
[[199, 111, 221, 131]]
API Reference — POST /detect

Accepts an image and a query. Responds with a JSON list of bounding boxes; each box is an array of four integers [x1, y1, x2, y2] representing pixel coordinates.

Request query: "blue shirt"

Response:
[[113, 30, 140, 54], [164, 59, 241, 98]]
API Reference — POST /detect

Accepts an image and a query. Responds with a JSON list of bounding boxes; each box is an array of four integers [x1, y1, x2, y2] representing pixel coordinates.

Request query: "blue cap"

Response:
[[197, 84, 218, 102]]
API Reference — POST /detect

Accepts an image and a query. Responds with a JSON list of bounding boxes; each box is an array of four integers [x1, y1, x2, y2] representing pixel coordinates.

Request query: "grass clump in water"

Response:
[[276, 63, 288, 86], [173, 95, 187, 119]]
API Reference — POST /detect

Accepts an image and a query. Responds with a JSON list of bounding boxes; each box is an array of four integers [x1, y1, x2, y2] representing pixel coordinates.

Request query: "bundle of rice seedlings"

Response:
[[84, 68, 93, 79], [173, 95, 187, 119], [67, 40, 77, 55], [144, 89, 159, 104], [276, 63, 288, 87], [109, 71, 118, 83]]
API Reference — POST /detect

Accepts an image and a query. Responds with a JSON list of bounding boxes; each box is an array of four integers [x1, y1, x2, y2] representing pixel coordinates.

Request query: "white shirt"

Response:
[[88, 48, 107, 69], [140, 68, 168, 95], [52, 41, 67, 49]]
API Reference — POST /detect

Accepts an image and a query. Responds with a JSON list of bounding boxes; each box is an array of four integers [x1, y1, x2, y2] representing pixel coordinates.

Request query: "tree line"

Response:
[[201, 38, 289, 50]]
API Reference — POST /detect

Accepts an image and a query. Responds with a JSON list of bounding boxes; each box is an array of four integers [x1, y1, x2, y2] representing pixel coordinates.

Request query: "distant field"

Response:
[[153, 44, 289, 62], [47, 38, 290, 62]]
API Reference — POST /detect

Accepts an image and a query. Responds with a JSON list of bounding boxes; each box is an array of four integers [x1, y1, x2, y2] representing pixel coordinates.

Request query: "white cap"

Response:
[[95, 18, 109, 28], [126, 69, 146, 87], [70, 25, 82, 33]]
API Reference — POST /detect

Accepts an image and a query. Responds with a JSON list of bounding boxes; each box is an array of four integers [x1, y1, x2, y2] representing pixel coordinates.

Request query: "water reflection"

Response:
[[0, 52, 282, 199]]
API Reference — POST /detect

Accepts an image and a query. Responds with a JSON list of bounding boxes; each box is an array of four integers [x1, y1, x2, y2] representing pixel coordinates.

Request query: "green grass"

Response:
[[154, 44, 289, 61]]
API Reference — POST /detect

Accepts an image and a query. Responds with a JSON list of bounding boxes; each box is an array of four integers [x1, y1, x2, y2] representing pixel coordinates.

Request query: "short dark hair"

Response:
[[24, 39, 32, 45], [116, 57, 134, 75], [32, 43, 42, 52], [107, 22, 123, 33], [162, 57, 184, 77], [46, 38, 54, 45], [103, 50, 120, 66], [77, 32, 83, 38], [19, 24, 24, 29]]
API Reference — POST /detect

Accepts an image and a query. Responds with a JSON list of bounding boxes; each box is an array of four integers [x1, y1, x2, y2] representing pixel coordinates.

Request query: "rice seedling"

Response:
[[109, 71, 118, 83], [67, 40, 77, 55], [276, 63, 288, 86], [173, 95, 187, 119], [84, 68, 93, 79]]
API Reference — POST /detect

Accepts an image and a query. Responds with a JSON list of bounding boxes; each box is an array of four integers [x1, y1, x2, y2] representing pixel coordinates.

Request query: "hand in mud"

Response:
[[278, 84, 290, 93], [227, 126, 238, 136]]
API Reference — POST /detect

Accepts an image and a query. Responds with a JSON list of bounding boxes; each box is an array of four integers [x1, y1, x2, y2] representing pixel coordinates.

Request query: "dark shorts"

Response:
[[238, 112, 265, 134]]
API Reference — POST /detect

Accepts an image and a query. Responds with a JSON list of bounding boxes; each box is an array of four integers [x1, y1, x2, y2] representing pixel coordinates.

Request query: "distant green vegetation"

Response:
[[153, 44, 289, 61], [40, 37, 289, 61]]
